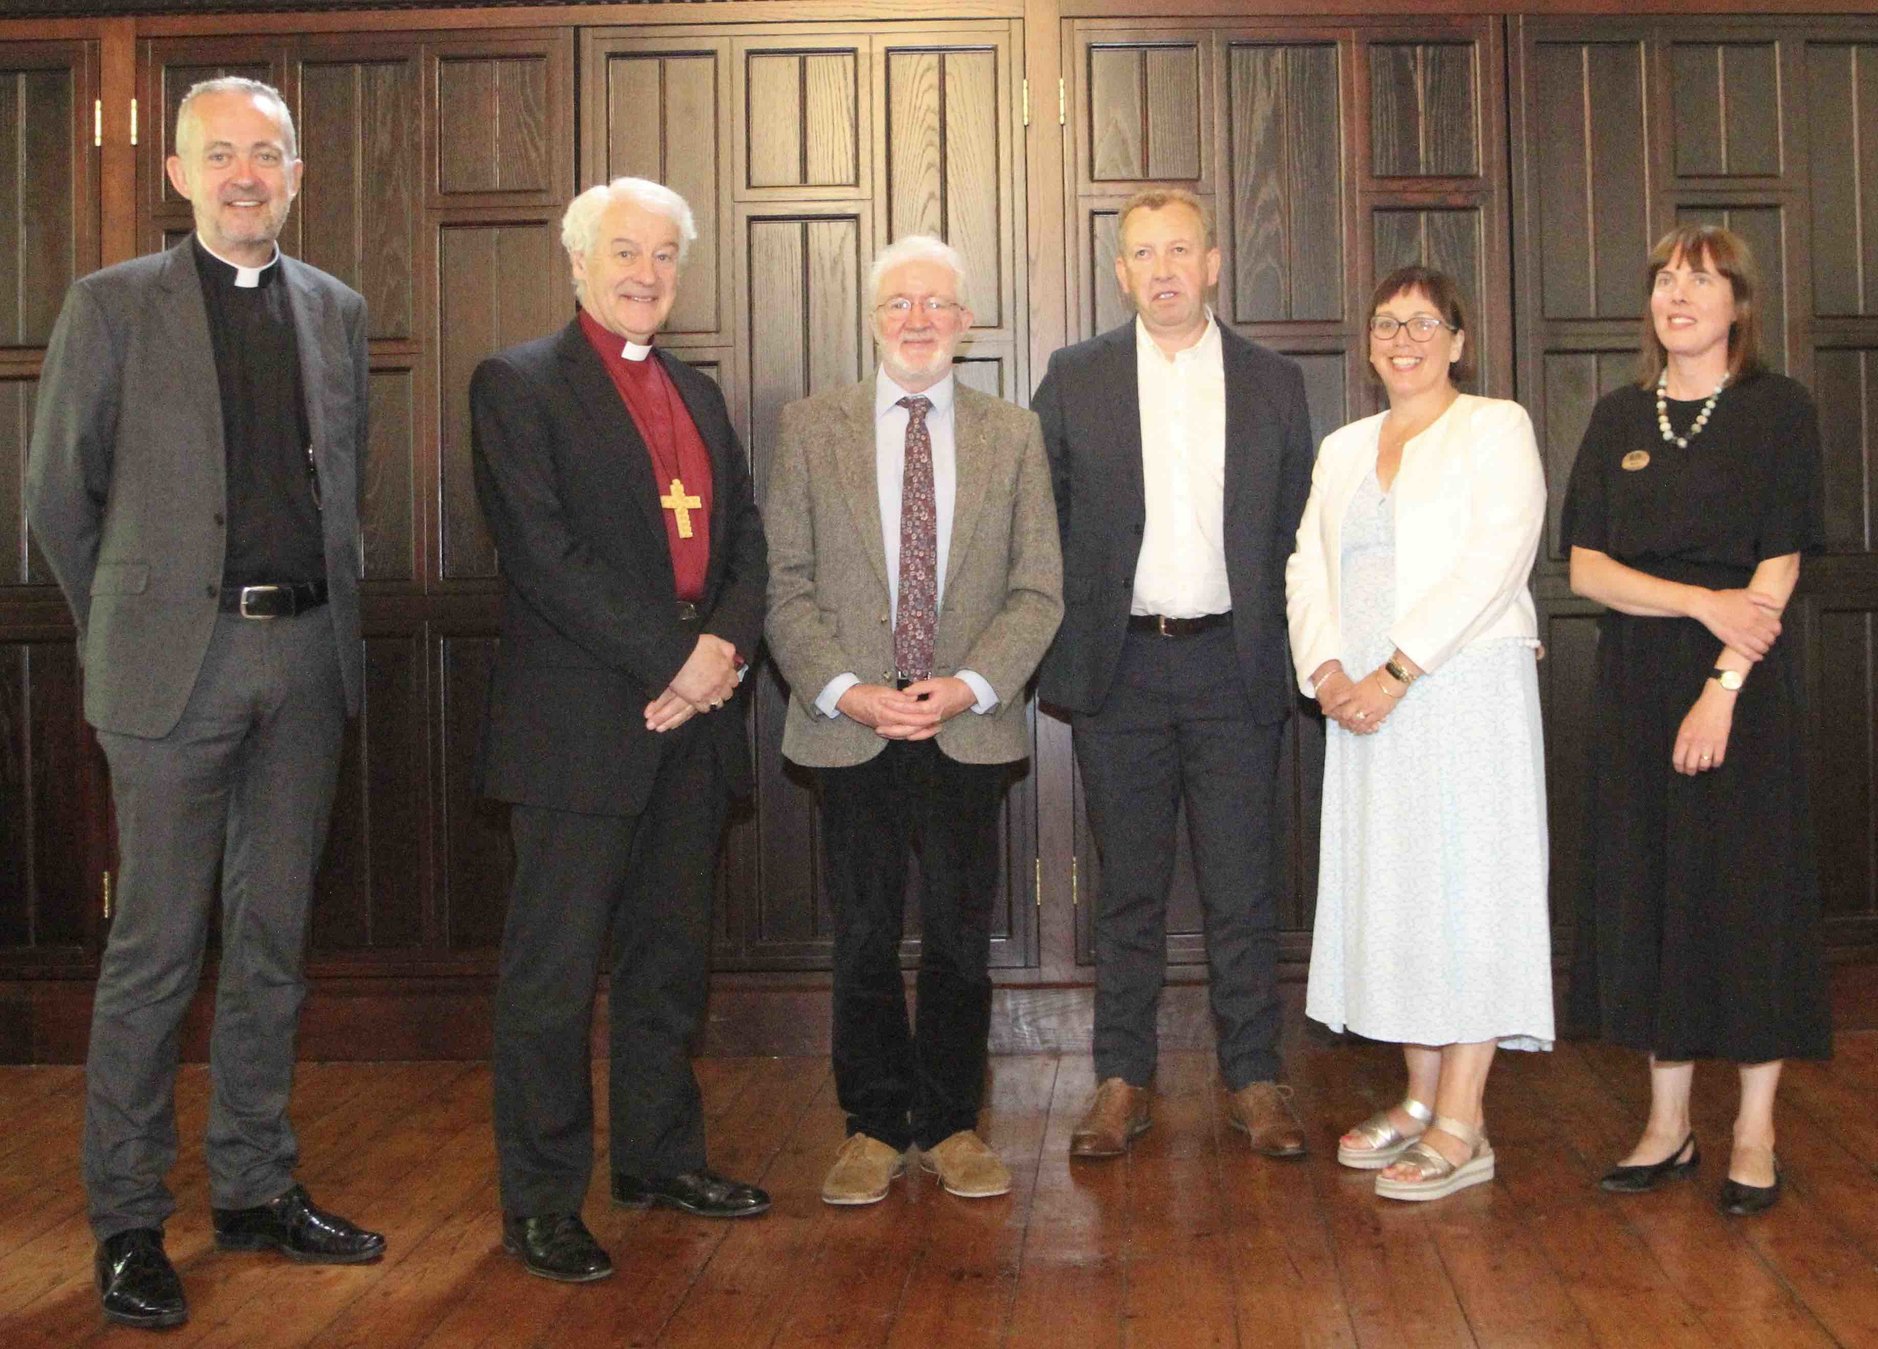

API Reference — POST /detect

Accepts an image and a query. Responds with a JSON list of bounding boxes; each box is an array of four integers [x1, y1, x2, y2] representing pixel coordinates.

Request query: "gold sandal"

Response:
[[1375, 1115, 1494, 1201], [1337, 1097, 1433, 1170]]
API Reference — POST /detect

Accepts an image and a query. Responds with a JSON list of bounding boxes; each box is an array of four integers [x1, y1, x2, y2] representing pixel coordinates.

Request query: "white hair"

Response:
[[560, 177, 697, 276], [868, 235, 969, 307], [176, 76, 297, 160]]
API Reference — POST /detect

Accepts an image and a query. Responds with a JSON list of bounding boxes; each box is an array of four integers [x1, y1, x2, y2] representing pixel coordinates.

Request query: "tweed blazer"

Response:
[[764, 378, 1063, 768], [26, 238, 367, 739]]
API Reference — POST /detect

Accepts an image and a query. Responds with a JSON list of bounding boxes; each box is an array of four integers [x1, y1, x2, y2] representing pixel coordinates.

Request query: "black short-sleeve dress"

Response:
[[1559, 370, 1830, 1062]]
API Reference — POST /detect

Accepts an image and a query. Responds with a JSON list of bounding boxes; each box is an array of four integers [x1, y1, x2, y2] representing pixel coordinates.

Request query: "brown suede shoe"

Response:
[[1227, 1081, 1307, 1158], [1069, 1077, 1152, 1159], [918, 1131, 1012, 1199], [821, 1134, 906, 1206]]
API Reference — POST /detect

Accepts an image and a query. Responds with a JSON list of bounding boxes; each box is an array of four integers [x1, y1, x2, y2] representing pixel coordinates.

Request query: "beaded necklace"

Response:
[[1655, 369, 1728, 448]]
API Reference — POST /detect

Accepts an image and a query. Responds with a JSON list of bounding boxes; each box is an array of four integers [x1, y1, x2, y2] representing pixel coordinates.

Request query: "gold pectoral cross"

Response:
[[660, 477, 702, 539]]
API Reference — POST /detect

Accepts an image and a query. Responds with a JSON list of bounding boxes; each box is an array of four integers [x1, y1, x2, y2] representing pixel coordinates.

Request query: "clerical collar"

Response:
[[875, 367, 956, 420], [193, 234, 281, 289], [578, 308, 661, 366]]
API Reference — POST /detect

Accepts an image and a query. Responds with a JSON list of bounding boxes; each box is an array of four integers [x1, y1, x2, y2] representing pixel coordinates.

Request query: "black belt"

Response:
[[221, 579, 328, 618], [1127, 611, 1230, 638]]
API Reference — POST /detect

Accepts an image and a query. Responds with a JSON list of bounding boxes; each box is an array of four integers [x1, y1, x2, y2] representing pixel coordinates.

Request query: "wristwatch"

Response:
[[1711, 667, 1745, 692], [1384, 657, 1417, 687]]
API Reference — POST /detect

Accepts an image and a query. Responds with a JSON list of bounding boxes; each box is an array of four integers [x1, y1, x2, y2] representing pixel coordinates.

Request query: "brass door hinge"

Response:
[[1022, 78, 1030, 128], [93, 99, 102, 148], [130, 98, 138, 147], [102, 869, 113, 921], [1071, 856, 1079, 906], [1059, 78, 1067, 126]]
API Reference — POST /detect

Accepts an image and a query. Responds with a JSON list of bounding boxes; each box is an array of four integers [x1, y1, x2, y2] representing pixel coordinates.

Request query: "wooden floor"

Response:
[[4, 1034, 1878, 1346]]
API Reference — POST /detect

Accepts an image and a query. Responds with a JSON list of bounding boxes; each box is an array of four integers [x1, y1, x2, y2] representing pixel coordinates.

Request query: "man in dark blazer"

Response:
[[27, 78, 383, 1330], [1034, 187, 1315, 1162], [471, 177, 769, 1284]]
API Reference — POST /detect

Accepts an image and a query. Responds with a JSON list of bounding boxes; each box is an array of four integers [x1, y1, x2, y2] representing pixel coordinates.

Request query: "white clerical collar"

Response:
[[1135, 307, 1220, 364], [196, 235, 281, 289], [620, 338, 655, 362], [875, 368, 956, 420]]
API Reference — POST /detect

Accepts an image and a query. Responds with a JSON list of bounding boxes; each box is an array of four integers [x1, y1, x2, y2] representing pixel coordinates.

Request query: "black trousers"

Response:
[[1073, 624, 1285, 1091], [492, 722, 725, 1218], [85, 611, 346, 1241], [816, 740, 1010, 1151]]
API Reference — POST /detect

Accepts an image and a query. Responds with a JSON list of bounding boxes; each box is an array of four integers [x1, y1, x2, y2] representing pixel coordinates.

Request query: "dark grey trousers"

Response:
[[1073, 624, 1286, 1092], [84, 610, 346, 1241], [492, 724, 726, 1219]]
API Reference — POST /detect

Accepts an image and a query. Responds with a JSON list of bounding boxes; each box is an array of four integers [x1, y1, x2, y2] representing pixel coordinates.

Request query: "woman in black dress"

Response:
[[1561, 223, 1828, 1217]]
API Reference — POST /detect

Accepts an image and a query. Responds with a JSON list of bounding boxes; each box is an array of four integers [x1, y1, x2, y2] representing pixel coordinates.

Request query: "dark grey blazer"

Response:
[[25, 238, 367, 738], [1032, 319, 1315, 724], [470, 321, 767, 818]]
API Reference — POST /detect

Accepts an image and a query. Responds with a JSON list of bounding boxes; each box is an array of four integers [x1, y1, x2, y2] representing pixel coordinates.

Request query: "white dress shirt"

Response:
[[1132, 311, 1231, 618], [815, 369, 996, 718]]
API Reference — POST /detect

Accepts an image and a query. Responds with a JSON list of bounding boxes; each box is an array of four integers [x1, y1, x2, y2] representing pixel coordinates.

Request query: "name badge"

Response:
[[1621, 449, 1651, 472]]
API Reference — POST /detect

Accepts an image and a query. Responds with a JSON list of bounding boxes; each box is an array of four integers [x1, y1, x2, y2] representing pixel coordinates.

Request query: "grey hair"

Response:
[[175, 76, 297, 161], [560, 177, 697, 283], [868, 235, 969, 307]]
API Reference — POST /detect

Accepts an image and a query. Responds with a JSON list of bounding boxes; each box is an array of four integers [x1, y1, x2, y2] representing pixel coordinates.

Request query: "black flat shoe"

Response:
[[501, 1213, 613, 1282], [1720, 1157, 1783, 1216], [1599, 1133, 1699, 1193], [212, 1183, 386, 1264], [96, 1227, 187, 1330], [612, 1167, 771, 1218]]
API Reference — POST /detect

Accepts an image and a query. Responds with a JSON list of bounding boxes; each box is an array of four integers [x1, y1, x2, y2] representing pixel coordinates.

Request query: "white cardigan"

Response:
[[1285, 393, 1544, 694]]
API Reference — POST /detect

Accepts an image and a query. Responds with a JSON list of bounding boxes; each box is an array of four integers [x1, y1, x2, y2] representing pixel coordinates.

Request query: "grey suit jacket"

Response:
[[1033, 320, 1314, 723], [764, 378, 1063, 768], [26, 238, 367, 738]]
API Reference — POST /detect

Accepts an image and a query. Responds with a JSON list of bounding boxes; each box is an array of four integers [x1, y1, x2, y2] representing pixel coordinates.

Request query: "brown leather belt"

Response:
[[1127, 611, 1230, 638], [221, 580, 328, 619]]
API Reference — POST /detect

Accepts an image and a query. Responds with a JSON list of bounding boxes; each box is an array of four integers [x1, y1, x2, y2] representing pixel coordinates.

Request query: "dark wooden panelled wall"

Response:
[[1, 1, 1875, 1060]]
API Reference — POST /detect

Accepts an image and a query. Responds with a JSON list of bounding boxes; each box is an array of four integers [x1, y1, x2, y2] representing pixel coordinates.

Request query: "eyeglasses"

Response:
[[875, 297, 964, 320], [1368, 315, 1455, 341]]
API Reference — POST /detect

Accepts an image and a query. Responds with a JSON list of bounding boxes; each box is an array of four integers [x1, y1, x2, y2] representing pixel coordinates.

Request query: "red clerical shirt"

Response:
[[579, 309, 713, 602]]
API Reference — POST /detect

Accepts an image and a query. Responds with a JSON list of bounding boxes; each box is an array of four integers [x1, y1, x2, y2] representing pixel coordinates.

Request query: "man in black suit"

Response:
[[471, 177, 769, 1283], [27, 77, 384, 1331], [1034, 187, 1314, 1161]]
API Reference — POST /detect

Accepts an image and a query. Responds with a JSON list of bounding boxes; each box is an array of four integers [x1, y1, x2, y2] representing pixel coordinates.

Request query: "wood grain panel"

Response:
[[1805, 44, 1878, 319], [363, 367, 412, 581], [1088, 208, 1128, 336], [0, 66, 75, 348], [1532, 43, 1593, 321], [0, 645, 30, 948], [1540, 610, 1602, 937], [0, 378, 30, 587], [298, 59, 417, 342], [744, 52, 800, 189], [1672, 41, 1781, 179], [1676, 203, 1785, 368], [744, 50, 857, 191], [804, 217, 863, 396], [438, 222, 561, 580], [1370, 43, 1477, 179], [22, 642, 85, 950], [885, 46, 1001, 329], [1289, 351, 1347, 454], [1088, 47, 1144, 182], [1228, 44, 1341, 324], [1541, 350, 1636, 560], [1812, 348, 1874, 553], [602, 51, 720, 335], [436, 55, 549, 194], [1144, 45, 1201, 181], [953, 355, 1005, 399], [441, 633, 509, 951], [803, 53, 857, 187], [1814, 608, 1875, 920], [1586, 43, 1649, 320]]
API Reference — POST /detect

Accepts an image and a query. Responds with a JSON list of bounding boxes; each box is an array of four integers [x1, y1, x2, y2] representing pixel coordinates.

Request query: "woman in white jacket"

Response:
[[1286, 266, 1552, 1201]]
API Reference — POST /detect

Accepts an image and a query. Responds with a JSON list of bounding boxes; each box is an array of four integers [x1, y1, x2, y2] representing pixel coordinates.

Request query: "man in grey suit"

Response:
[[1034, 187, 1315, 1163], [27, 77, 383, 1331], [766, 236, 1062, 1206]]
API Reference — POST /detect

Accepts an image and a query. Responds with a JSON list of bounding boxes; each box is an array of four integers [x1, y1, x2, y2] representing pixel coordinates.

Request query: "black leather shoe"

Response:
[[1599, 1133, 1699, 1193], [501, 1213, 613, 1282], [612, 1167, 771, 1218], [1720, 1159, 1783, 1216], [211, 1184, 386, 1264], [96, 1227, 187, 1330]]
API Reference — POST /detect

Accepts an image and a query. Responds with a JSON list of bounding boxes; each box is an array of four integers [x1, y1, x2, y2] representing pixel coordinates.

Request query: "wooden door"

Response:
[[1062, 16, 1509, 971], [583, 19, 1036, 970], [0, 39, 106, 1043]]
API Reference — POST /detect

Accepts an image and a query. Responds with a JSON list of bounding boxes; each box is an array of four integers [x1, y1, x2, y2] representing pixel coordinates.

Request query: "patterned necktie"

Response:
[[894, 395, 937, 681]]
